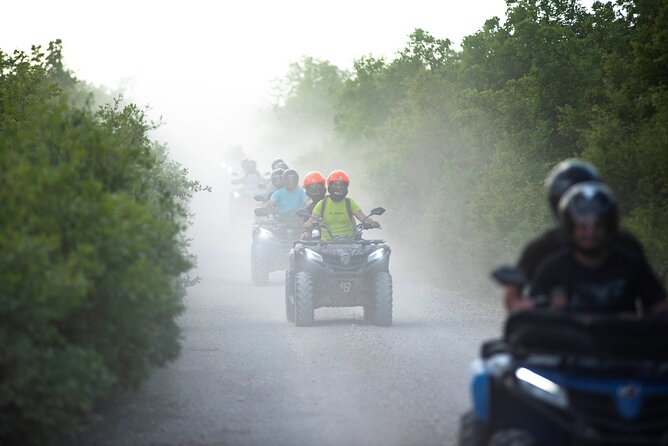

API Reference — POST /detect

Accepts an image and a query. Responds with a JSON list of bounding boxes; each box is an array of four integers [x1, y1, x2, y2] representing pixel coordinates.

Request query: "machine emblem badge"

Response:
[[339, 281, 352, 293]]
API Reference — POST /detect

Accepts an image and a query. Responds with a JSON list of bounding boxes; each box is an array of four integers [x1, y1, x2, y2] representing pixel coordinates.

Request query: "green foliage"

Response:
[[274, 56, 347, 127], [274, 0, 668, 280], [0, 41, 202, 443]]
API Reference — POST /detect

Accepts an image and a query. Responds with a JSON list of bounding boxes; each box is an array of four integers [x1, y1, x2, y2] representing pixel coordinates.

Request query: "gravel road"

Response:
[[78, 195, 505, 446]]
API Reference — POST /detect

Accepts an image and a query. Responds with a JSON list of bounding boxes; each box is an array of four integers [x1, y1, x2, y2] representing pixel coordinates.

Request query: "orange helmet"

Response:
[[303, 171, 326, 187], [327, 170, 350, 201], [327, 170, 350, 185], [303, 171, 326, 200]]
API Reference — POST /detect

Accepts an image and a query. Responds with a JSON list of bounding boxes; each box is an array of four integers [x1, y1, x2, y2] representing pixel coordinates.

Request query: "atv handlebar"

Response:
[[306, 205, 385, 240]]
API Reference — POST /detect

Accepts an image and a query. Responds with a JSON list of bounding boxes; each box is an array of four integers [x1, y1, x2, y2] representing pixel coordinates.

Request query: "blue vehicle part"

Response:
[[529, 367, 668, 422], [471, 359, 491, 421]]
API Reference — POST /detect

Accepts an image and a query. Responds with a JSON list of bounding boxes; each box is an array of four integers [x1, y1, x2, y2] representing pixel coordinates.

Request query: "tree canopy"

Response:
[[274, 0, 668, 280]]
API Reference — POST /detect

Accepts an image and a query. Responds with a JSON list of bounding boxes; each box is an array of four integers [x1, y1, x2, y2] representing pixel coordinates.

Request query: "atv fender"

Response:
[[472, 359, 491, 421]]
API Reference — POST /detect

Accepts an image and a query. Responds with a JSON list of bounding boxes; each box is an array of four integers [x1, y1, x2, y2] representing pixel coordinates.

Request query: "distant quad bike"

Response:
[[251, 206, 303, 286], [228, 173, 266, 225], [285, 207, 392, 326], [458, 267, 668, 446]]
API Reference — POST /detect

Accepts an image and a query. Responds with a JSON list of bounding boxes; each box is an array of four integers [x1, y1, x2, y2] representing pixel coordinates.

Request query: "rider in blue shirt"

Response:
[[267, 169, 308, 214]]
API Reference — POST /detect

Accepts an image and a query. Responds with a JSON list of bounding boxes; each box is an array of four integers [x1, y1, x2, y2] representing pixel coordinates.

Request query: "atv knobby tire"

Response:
[[363, 306, 372, 323], [294, 271, 315, 326], [489, 430, 535, 446], [251, 242, 269, 286], [285, 270, 295, 323], [367, 272, 392, 326], [458, 411, 486, 446]]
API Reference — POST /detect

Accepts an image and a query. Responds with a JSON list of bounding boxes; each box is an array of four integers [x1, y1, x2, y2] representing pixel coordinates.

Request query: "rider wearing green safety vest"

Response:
[[305, 170, 379, 240]]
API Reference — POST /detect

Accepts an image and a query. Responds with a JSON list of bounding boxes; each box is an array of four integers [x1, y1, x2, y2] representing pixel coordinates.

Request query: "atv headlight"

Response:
[[258, 228, 272, 239], [304, 248, 323, 263], [515, 367, 569, 409], [232, 190, 241, 199], [367, 248, 386, 263]]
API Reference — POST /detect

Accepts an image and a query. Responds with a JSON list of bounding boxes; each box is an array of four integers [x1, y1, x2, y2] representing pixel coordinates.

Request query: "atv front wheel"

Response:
[[368, 272, 392, 326], [363, 306, 372, 323], [294, 271, 315, 326], [458, 411, 487, 446], [285, 270, 295, 323], [489, 430, 535, 446], [251, 242, 269, 286]]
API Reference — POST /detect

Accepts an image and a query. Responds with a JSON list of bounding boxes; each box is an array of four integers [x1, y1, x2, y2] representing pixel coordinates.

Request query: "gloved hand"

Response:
[[363, 221, 381, 229]]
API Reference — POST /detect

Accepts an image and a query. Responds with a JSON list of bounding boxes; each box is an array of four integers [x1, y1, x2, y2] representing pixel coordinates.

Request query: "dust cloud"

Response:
[[176, 97, 491, 302]]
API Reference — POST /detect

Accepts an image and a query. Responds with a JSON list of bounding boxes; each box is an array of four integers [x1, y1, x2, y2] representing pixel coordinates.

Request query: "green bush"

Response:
[[0, 42, 202, 444], [273, 0, 668, 280]]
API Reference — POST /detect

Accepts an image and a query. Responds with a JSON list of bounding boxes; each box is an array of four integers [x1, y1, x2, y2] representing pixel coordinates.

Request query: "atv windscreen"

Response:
[[503, 311, 668, 361]]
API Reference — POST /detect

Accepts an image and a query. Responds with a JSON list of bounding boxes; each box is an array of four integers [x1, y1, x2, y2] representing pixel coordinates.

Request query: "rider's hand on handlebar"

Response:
[[651, 299, 668, 314], [364, 220, 381, 229], [509, 298, 535, 312], [549, 294, 568, 309]]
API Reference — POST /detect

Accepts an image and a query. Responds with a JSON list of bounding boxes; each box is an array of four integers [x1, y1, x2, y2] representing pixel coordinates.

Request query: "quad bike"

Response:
[[250, 206, 303, 286], [284, 207, 392, 326], [458, 267, 668, 446], [228, 172, 266, 224]]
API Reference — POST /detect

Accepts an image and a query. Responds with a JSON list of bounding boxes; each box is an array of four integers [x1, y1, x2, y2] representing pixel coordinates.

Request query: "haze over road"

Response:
[[78, 188, 504, 446]]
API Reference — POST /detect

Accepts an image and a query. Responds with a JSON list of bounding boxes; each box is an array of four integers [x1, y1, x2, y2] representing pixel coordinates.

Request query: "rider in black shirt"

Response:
[[517, 227, 645, 283], [505, 159, 648, 310], [530, 183, 666, 314]]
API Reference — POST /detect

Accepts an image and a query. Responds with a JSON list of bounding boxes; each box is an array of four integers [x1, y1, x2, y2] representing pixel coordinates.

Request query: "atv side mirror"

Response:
[[369, 207, 385, 216], [491, 266, 528, 286], [254, 195, 266, 202], [296, 208, 311, 218], [254, 208, 275, 217]]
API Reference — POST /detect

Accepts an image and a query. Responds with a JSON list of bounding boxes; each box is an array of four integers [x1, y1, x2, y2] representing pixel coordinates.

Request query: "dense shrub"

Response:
[[0, 41, 202, 443]]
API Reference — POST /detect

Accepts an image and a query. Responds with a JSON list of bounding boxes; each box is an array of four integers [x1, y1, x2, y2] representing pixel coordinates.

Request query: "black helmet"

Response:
[[545, 159, 600, 215], [282, 169, 299, 190], [271, 158, 286, 170], [270, 168, 285, 188], [559, 182, 618, 256]]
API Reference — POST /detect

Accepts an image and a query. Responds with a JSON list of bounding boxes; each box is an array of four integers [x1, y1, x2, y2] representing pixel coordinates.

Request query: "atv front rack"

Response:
[[294, 239, 386, 247]]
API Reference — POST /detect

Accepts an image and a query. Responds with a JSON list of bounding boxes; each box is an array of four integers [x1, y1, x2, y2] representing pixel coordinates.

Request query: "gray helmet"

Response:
[[282, 169, 299, 190], [545, 159, 600, 215], [270, 168, 285, 188], [559, 182, 618, 257], [271, 158, 287, 170]]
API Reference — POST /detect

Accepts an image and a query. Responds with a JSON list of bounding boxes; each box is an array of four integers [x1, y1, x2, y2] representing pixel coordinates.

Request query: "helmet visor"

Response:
[[572, 214, 607, 254], [305, 183, 326, 198], [283, 174, 299, 189], [328, 181, 348, 197]]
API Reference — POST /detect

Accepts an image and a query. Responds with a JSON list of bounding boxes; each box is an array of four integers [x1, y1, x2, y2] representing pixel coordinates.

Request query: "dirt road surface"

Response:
[[78, 190, 504, 446]]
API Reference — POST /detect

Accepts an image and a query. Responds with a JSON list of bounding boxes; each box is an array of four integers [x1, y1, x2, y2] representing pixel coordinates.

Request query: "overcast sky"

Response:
[[3, 0, 507, 171]]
